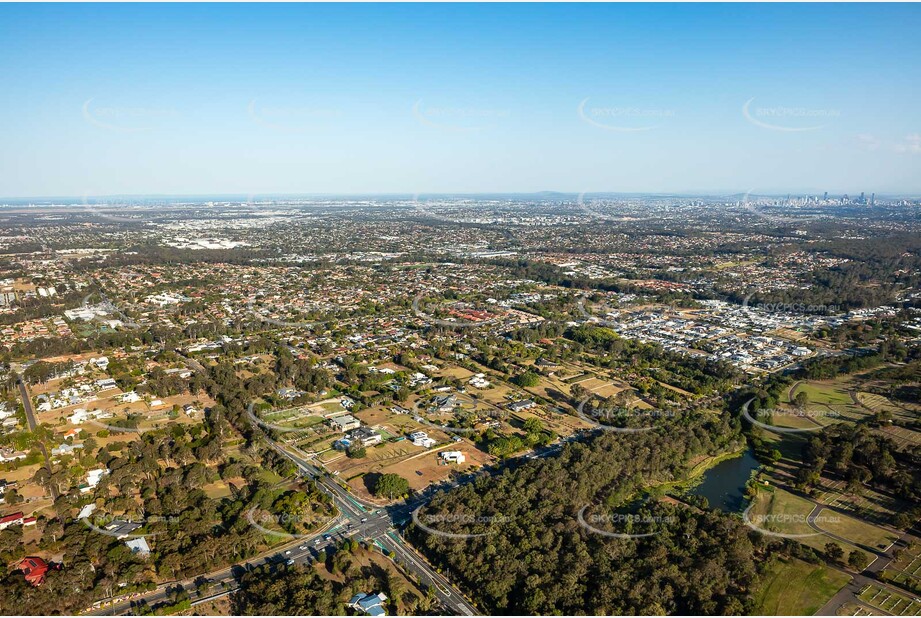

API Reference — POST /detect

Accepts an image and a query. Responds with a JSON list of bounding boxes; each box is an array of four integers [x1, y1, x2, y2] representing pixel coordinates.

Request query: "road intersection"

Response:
[[84, 405, 480, 616]]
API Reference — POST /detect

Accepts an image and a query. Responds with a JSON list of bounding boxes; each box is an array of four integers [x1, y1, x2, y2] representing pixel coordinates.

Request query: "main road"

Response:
[[17, 378, 57, 501], [86, 407, 479, 616], [257, 414, 478, 616]]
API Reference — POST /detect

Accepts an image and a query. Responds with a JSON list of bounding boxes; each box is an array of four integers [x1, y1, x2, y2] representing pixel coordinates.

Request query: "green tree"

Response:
[[523, 417, 543, 433], [346, 445, 367, 459], [513, 372, 540, 388], [373, 473, 410, 500], [825, 542, 845, 565], [848, 550, 869, 571]]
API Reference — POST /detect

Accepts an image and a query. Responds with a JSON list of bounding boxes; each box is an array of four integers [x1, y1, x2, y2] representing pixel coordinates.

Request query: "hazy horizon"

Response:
[[2, 190, 918, 204]]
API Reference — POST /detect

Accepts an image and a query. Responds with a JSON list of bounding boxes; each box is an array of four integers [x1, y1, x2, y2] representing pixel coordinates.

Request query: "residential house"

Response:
[[329, 414, 360, 432], [440, 451, 466, 464], [468, 374, 490, 389], [80, 468, 107, 494], [104, 520, 143, 538], [348, 427, 382, 447], [348, 592, 388, 616], [95, 378, 118, 391], [432, 395, 456, 414], [0, 448, 26, 463], [0, 511, 24, 530], [125, 537, 151, 556], [508, 399, 537, 413], [20, 557, 55, 587], [409, 431, 436, 448]]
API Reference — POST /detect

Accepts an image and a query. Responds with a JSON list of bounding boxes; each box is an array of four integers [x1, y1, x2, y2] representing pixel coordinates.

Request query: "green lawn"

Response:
[[793, 382, 855, 406], [748, 486, 818, 537], [819, 508, 899, 551], [749, 487, 873, 566], [765, 405, 842, 431], [753, 556, 851, 615]]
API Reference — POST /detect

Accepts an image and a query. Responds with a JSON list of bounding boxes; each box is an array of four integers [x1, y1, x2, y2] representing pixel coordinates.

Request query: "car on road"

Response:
[[299, 544, 308, 550], [286, 559, 295, 566], [284, 550, 291, 555], [360, 517, 368, 523]]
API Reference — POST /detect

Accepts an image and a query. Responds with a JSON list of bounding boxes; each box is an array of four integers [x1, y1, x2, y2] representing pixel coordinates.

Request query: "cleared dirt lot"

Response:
[[341, 436, 494, 500]]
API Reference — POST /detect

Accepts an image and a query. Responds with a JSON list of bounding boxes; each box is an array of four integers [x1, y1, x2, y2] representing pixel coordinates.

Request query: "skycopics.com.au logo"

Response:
[[741, 293, 840, 317], [577, 505, 676, 539], [742, 505, 841, 539], [412, 100, 511, 132], [246, 402, 309, 434], [246, 295, 318, 329], [246, 507, 332, 540], [578, 98, 675, 132], [81, 513, 179, 539], [82, 98, 179, 133], [742, 98, 840, 133], [577, 396, 675, 433], [740, 399, 840, 435], [412, 292, 499, 329], [412, 506, 512, 539], [248, 100, 343, 133]]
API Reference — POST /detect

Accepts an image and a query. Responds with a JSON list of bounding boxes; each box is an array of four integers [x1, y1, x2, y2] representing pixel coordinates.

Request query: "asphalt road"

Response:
[[815, 522, 921, 616], [17, 378, 38, 431], [17, 378, 57, 501], [88, 407, 480, 616], [84, 396, 593, 616], [264, 429, 479, 615]]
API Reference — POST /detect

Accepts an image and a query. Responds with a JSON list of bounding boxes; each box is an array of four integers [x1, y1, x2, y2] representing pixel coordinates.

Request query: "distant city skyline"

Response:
[[2, 3, 920, 197]]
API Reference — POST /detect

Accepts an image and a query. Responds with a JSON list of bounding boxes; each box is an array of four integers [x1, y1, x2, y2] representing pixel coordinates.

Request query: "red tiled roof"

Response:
[[0, 512, 24, 525], [20, 557, 50, 586]]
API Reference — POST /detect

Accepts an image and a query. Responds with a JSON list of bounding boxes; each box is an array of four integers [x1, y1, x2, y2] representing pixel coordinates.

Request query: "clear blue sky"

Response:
[[2, 3, 920, 198]]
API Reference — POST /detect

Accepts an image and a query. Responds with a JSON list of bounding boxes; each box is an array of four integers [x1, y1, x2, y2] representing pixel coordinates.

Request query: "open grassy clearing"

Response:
[[748, 485, 818, 537], [793, 381, 857, 406], [818, 508, 899, 552], [748, 486, 873, 565], [752, 556, 851, 616]]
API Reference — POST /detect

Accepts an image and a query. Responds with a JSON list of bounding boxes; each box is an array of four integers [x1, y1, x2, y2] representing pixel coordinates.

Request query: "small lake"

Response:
[[689, 449, 761, 512]]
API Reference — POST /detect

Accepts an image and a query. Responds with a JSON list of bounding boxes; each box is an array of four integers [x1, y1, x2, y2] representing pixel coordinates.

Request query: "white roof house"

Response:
[[329, 414, 360, 432], [440, 451, 466, 464], [125, 537, 151, 556], [69, 409, 89, 424]]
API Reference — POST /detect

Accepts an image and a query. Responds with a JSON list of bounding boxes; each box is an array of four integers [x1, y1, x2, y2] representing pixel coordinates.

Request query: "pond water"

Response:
[[689, 449, 762, 512]]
